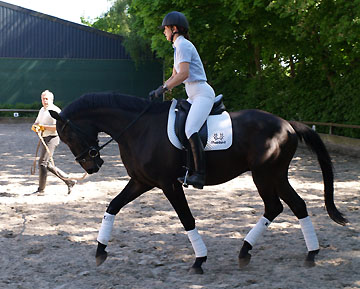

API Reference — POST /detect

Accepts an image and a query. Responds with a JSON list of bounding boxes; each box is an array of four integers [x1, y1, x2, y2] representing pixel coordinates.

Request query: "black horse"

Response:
[[50, 92, 347, 274]]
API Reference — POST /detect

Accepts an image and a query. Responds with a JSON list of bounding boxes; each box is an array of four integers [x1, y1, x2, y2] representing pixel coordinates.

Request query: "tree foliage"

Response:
[[87, 0, 360, 137]]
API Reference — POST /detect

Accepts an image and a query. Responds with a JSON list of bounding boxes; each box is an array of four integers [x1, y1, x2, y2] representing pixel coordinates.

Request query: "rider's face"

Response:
[[163, 25, 176, 42]]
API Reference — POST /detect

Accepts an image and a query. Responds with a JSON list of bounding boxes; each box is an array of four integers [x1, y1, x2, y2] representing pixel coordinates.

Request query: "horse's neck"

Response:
[[89, 101, 169, 142], [92, 109, 145, 140]]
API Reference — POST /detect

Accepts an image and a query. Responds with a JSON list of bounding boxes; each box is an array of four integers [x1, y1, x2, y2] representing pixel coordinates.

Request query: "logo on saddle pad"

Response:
[[167, 98, 233, 151], [212, 133, 226, 144]]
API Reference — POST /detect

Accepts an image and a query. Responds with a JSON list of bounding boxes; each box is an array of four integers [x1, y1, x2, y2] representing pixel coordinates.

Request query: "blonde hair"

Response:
[[41, 90, 54, 102]]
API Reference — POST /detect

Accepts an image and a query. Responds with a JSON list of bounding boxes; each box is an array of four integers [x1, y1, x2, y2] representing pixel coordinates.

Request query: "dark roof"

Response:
[[0, 1, 130, 59]]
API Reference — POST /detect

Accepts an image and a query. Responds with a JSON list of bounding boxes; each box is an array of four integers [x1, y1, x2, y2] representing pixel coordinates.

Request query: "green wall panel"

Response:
[[0, 58, 163, 105]]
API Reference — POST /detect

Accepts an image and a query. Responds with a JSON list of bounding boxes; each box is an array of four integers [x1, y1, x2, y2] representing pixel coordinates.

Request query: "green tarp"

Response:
[[0, 58, 163, 105]]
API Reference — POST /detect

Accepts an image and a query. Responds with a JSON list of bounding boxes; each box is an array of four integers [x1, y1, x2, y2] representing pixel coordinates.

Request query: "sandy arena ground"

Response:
[[0, 122, 359, 289]]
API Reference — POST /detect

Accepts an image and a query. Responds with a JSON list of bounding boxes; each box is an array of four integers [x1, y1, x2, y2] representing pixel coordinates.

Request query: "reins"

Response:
[[97, 101, 153, 151]]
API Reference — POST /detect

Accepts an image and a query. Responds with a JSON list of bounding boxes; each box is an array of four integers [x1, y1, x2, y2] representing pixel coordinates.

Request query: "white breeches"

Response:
[[184, 81, 215, 139]]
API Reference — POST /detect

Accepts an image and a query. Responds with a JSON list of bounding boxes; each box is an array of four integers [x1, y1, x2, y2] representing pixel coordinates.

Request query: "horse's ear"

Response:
[[49, 110, 62, 121]]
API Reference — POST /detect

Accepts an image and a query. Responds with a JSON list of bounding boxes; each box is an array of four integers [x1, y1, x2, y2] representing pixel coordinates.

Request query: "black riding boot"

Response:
[[47, 165, 76, 194], [32, 165, 47, 194], [178, 133, 206, 189]]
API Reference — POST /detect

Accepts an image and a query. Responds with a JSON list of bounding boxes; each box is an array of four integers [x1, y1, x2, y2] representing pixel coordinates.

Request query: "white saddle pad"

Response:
[[167, 99, 233, 151]]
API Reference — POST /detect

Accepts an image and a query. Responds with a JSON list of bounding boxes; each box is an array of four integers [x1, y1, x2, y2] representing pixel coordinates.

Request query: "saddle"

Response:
[[174, 94, 226, 148]]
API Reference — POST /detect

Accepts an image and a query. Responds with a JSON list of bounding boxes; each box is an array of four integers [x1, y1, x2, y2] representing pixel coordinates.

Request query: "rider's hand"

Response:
[[149, 84, 168, 100]]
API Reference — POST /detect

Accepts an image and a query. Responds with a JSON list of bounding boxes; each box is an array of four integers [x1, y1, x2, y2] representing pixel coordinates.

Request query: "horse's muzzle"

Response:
[[83, 157, 104, 174]]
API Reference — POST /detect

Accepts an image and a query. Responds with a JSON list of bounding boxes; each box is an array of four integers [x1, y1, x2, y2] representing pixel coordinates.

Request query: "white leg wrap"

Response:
[[244, 216, 271, 247], [187, 228, 207, 257], [299, 216, 319, 251], [97, 212, 115, 245]]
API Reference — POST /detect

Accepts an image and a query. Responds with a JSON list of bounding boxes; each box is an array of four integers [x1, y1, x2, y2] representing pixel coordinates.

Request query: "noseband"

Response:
[[75, 144, 101, 164], [60, 119, 103, 164]]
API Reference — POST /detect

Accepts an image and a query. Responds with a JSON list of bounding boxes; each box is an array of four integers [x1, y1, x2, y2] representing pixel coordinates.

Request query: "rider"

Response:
[[149, 11, 216, 189]]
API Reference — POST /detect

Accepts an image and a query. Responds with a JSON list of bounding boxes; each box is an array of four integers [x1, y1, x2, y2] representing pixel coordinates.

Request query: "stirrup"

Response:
[[178, 169, 189, 188], [178, 171, 205, 189]]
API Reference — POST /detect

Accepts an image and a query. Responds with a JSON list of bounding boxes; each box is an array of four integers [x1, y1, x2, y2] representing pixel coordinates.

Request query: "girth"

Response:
[[174, 94, 226, 148]]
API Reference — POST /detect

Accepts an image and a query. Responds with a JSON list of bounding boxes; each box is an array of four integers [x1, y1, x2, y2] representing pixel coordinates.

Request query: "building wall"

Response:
[[0, 2, 163, 105], [0, 58, 162, 105], [0, 1, 129, 59]]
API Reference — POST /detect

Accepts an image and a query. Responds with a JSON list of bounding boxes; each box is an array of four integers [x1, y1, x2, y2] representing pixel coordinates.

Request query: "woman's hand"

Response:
[[149, 85, 168, 99], [31, 124, 45, 133]]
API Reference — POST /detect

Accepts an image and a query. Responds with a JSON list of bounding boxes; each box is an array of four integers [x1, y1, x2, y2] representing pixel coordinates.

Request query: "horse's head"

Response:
[[49, 110, 104, 174]]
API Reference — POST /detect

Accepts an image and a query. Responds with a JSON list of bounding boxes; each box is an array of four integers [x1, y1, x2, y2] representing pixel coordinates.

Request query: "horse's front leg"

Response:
[[162, 182, 207, 274], [96, 179, 153, 266]]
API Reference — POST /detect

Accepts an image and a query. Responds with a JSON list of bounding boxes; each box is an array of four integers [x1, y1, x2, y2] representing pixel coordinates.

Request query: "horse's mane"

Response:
[[61, 92, 170, 118]]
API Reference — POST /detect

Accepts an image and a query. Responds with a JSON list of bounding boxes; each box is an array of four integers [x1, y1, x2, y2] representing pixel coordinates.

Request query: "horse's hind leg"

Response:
[[239, 172, 284, 268], [277, 179, 320, 267]]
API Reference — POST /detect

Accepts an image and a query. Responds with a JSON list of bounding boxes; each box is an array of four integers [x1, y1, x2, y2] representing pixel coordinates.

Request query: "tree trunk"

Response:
[[289, 55, 296, 78], [254, 44, 261, 77]]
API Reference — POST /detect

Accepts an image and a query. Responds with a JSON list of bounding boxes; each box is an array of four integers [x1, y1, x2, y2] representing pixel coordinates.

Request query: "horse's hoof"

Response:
[[189, 266, 204, 274], [238, 253, 251, 268], [304, 249, 319, 267], [304, 259, 316, 267], [96, 251, 108, 266]]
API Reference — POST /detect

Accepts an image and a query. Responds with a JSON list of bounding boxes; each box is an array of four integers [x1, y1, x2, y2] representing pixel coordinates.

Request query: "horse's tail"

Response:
[[289, 121, 348, 226]]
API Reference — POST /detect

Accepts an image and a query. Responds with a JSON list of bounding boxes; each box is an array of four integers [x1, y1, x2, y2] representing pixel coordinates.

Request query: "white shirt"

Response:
[[34, 104, 61, 137], [173, 36, 207, 83]]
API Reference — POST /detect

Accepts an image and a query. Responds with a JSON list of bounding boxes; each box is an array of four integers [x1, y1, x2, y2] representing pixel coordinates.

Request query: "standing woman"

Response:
[[149, 11, 215, 189]]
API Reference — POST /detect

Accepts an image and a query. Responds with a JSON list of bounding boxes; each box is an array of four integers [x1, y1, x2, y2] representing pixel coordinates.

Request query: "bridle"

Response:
[[59, 118, 101, 164], [60, 102, 152, 164]]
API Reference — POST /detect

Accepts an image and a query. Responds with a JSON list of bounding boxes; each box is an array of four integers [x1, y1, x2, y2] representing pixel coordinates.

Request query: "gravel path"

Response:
[[0, 123, 359, 289]]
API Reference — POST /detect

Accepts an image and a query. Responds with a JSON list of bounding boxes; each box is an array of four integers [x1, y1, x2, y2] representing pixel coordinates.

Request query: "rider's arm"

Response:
[[165, 62, 189, 90]]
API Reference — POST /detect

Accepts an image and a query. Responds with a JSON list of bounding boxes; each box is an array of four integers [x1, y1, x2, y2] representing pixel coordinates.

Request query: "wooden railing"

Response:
[[0, 109, 38, 112], [0, 109, 38, 118], [302, 121, 360, 135]]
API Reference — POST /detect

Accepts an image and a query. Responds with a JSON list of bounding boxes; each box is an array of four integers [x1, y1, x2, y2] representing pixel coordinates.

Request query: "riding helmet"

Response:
[[161, 11, 189, 31]]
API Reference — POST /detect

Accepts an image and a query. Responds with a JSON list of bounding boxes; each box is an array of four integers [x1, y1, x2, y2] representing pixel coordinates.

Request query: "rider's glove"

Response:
[[149, 84, 168, 100]]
